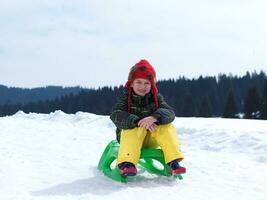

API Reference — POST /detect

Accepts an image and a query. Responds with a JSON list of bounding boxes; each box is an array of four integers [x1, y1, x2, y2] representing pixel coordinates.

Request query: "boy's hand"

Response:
[[138, 116, 157, 131], [147, 123, 157, 132]]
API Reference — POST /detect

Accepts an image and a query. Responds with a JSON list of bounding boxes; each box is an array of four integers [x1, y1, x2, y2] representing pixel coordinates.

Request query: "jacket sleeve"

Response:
[[151, 93, 175, 124], [110, 90, 140, 129]]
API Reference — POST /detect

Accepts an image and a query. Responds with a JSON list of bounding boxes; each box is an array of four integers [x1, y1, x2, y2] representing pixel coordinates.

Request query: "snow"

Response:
[[1, 111, 267, 200]]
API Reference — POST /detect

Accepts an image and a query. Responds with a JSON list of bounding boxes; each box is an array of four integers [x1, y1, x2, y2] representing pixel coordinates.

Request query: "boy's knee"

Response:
[[122, 127, 146, 133], [157, 123, 175, 130], [155, 123, 177, 137]]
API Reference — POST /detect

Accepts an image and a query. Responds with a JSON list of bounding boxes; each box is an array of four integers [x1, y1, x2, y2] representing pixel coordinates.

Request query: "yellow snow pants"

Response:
[[117, 123, 184, 167]]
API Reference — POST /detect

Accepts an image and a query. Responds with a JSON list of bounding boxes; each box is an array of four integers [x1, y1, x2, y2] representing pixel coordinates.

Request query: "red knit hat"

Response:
[[125, 59, 159, 112]]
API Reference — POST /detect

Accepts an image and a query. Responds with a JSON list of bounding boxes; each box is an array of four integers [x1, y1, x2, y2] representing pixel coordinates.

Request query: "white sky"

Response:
[[0, 0, 267, 88]]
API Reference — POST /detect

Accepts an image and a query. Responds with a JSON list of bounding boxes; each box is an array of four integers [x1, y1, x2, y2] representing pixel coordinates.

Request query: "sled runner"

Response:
[[98, 140, 183, 183]]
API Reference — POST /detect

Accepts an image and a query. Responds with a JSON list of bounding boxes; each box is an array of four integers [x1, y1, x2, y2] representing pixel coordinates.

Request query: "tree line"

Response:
[[0, 85, 83, 105], [0, 71, 267, 119]]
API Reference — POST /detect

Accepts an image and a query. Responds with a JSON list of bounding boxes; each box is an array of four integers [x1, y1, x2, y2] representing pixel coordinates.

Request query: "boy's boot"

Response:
[[118, 162, 137, 176], [168, 159, 186, 175]]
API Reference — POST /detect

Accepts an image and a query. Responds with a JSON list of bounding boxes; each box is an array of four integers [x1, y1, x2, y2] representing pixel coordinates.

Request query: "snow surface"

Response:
[[1, 111, 267, 200]]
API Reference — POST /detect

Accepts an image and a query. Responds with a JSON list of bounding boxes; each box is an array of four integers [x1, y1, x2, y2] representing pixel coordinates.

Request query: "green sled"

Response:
[[97, 140, 183, 183]]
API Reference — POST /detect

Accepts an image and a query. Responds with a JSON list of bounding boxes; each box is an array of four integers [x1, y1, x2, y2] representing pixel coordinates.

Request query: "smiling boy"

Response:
[[110, 59, 186, 176]]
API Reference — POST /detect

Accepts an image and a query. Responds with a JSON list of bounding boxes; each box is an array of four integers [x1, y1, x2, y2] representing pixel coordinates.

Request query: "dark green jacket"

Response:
[[110, 88, 175, 142]]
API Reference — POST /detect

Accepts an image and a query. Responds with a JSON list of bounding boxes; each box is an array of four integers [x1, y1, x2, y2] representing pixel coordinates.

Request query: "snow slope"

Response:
[[0, 111, 267, 200]]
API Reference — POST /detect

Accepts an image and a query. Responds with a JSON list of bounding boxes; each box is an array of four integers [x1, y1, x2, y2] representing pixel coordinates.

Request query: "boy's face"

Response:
[[131, 78, 151, 96]]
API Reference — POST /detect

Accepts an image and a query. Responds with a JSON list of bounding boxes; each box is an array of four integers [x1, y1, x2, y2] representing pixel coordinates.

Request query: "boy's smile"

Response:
[[131, 78, 151, 96]]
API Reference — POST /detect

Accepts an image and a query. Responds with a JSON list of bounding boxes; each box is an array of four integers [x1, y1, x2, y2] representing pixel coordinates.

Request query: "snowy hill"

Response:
[[1, 111, 267, 200]]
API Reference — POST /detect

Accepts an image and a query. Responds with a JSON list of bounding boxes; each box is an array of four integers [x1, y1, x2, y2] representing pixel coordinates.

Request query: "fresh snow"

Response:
[[1, 111, 267, 200]]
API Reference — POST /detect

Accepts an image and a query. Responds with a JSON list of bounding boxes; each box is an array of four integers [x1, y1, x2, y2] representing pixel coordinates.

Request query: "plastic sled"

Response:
[[98, 140, 183, 183]]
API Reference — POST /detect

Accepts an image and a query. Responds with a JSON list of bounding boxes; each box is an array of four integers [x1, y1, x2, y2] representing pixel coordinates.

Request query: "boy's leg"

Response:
[[153, 123, 184, 164], [142, 132, 159, 148], [117, 127, 147, 167]]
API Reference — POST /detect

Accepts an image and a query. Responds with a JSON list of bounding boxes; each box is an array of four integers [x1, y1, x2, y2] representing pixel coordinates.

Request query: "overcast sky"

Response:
[[0, 0, 267, 88]]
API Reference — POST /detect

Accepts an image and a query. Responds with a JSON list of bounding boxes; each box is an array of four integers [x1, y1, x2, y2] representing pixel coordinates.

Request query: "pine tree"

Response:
[[261, 80, 267, 119], [244, 87, 261, 119], [181, 93, 198, 117], [223, 89, 238, 118], [198, 95, 212, 117]]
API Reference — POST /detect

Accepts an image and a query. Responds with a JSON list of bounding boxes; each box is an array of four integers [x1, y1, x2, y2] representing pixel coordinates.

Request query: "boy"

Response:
[[110, 59, 186, 176]]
